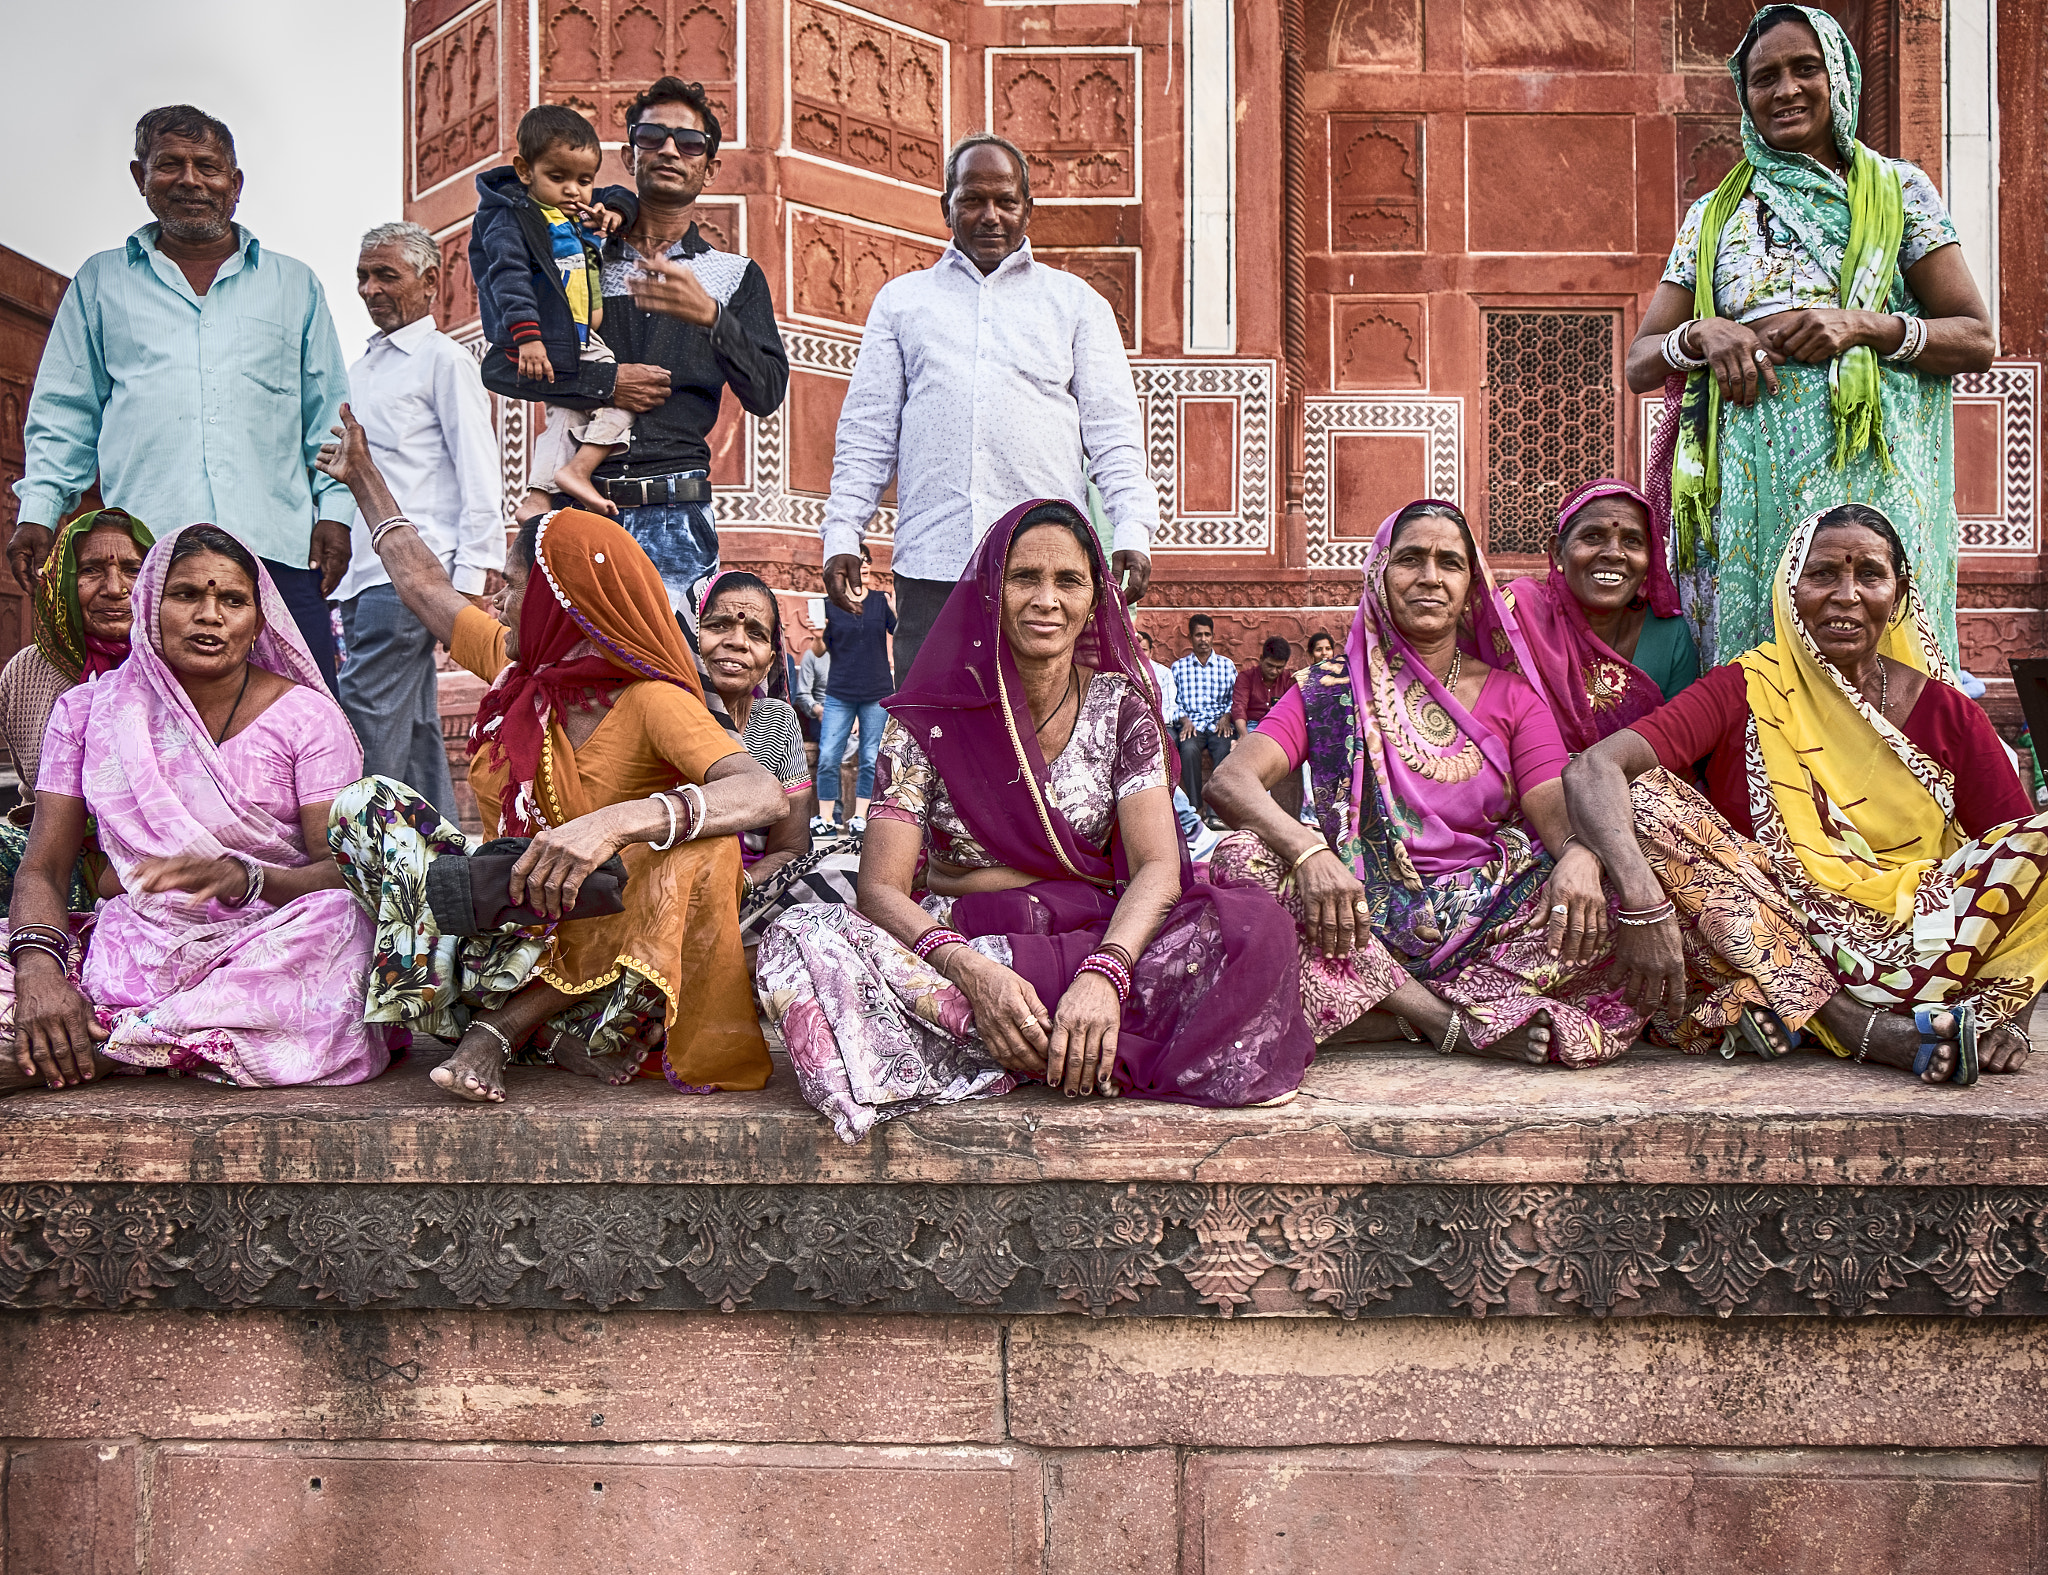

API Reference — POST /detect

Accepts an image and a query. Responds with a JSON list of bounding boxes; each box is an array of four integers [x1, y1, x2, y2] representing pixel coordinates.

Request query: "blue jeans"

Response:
[[613, 482, 718, 608], [1176, 728, 1232, 816], [262, 557, 338, 694], [818, 696, 886, 812], [339, 583, 454, 817]]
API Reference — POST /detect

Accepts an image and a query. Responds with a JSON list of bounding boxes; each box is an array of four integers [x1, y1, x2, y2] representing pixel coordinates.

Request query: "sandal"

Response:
[[1720, 1004, 1798, 1061], [1911, 1005, 1978, 1086], [427, 838, 630, 935]]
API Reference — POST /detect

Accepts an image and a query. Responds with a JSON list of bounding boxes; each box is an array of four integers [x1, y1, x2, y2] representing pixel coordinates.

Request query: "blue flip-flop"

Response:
[[1912, 1005, 1977, 1086]]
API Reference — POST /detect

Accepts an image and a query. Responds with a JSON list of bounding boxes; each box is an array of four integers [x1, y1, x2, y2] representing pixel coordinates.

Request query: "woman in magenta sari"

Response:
[[757, 500, 1314, 1143], [1508, 479, 1699, 753], [1206, 500, 1646, 1066], [2, 526, 385, 1092]]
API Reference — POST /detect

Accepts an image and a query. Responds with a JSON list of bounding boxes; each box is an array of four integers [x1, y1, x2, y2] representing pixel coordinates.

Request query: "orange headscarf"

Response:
[[473, 509, 704, 835]]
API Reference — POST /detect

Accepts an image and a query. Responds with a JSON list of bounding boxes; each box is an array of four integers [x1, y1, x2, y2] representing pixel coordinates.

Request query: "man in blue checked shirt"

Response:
[[1170, 613, 1238, 828], [8, 105, 354, 689]]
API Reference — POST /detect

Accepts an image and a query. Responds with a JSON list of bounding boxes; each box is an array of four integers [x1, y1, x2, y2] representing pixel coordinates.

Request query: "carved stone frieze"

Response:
[[12, 1182, 2048, 1321]]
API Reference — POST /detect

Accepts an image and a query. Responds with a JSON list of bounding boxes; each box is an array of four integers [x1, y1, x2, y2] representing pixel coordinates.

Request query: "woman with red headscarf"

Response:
[[1507, 479, 1699, 753], [757, 500, 1314, 1143], [318, 408, 788, 1104]]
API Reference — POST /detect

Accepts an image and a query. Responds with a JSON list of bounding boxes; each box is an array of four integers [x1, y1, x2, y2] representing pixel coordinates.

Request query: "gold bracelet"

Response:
[[1290, 842, 1333, 875]]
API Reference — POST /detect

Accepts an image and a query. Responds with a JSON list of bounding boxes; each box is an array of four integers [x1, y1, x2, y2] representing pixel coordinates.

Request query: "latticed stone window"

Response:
[[1483, 311, 1619, 554]]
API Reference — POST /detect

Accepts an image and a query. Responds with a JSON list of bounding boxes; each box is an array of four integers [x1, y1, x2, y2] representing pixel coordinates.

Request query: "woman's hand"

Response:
[[1689, 318, 1784, 407], [1542, 845, 1609, 968], [1047, 969, 1121, 1096], [508, 805, 629, 919], [13, 953, 107, 1088], [950, 950, 1051, 1077], [129, 854, 255, 907], [1754, 308, 1884, 365], [1615, 914, 1687, 1016], [1296, 846, 1372, 959]]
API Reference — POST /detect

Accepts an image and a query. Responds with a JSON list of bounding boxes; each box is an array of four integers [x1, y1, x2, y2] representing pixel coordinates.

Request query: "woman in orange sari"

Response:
[[318, 407, 786, 1102]]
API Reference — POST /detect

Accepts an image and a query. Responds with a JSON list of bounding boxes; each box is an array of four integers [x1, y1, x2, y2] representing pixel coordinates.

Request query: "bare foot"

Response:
[[430, 1026, 512, 1102], [548, 1026, 645, 1086], [1820, 1000, 1957, 1083], [1465, 1007, 1552, 1066], [1982, 1020, 2031, 1075], [1327, 1009, 1419, 1046], [550, 465, 619, 518]]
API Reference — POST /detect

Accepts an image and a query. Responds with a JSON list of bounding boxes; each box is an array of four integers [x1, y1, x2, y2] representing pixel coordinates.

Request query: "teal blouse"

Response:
[[1630, 615, 1700, 702]]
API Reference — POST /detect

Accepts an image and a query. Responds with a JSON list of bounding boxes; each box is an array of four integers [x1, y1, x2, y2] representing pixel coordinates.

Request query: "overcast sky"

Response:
[[1, 0, 404, 352]]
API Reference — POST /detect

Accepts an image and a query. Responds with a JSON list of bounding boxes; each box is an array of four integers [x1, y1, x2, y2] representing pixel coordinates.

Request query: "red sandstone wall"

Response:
[[0, 247, 73, 680]]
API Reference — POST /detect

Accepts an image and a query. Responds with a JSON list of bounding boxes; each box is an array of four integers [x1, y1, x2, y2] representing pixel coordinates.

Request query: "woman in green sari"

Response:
[[1627, 4, 1993, 669]]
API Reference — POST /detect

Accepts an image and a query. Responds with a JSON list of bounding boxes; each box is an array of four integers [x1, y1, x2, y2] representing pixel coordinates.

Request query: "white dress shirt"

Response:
[[335, 313, 505, 600], [1150, 659, 1183, 725], [822, 239, 1159, 582]]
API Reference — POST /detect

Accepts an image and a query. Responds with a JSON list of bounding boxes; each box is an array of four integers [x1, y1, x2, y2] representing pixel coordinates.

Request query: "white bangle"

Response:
[[1662, 320, 1708, 372], [647, 792, 680, 852], [679, 782, 709, 841], [370, 514, 414, 550], [1883, 314, 1926, 364]]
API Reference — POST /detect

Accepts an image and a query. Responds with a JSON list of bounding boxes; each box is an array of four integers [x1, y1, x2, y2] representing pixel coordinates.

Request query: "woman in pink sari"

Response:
[[1508, 478, 1699, 753], [3, 526, 385, 1092], [1206, 500, 1647, 1067], [757, 500, 1314, 1142]]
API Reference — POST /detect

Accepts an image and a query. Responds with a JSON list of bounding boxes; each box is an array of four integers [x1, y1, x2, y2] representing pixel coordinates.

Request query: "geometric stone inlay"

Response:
[[1131, 360, 1276, 552], [1304, 396, 1462, 570]]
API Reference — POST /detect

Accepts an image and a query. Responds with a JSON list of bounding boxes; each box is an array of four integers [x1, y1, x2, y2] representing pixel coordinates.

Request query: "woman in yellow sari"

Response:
[[1564, 502, 2042, 1083]]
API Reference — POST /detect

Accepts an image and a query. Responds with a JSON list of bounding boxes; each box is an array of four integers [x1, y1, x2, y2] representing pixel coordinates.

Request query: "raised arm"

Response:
[[315, 403, 472, 647]]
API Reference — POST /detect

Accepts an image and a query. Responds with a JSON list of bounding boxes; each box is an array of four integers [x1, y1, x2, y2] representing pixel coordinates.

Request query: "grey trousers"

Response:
[[339, 583, 456, 817], [891, 574, 955, 689]]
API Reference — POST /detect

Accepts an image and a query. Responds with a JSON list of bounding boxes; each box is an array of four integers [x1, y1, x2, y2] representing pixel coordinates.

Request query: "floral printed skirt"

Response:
[[327, 775, 671, 1071], [1207, 830, 1644, 1068]]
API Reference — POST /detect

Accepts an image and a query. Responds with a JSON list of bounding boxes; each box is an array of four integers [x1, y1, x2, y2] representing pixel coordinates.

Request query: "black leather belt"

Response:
[[595, 472, 713, 508]]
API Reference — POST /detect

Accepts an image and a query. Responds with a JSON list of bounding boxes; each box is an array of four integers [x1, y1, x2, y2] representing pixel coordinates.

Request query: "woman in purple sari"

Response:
[[757, 500, 1314, 1142], [1507, 478, 1699, 753], [1205, 500, 1647, 1067]]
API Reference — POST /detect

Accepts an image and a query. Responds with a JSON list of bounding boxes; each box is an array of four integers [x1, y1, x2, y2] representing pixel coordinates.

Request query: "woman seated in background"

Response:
[[318, 407, 787, 1104], [1206, 499, 1647, 1067], [693, 570, 862, 950], [758, 500, 1314, 1143], [1565, 503, 2041, 1084], [1508, 479, 1699, 752], [4, 526, 384, 1093], [0, 508, 154, 910]]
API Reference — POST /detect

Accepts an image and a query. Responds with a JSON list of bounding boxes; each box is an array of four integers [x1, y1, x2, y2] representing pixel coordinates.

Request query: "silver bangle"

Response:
[[679, 782, 709, 841], [647, 792, 681, 852], [369, 514, 414, 551], [221, 851, 265, 909], [1662, 320, 1707, 372], [1437, 1008, 1464, 1057]]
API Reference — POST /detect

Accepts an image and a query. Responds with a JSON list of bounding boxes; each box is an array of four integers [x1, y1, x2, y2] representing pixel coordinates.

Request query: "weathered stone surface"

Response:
[[9, 1045, 2048, 1188], [1182, 1447, 2042, 1573], [1005, 1316, 2048, 1449], [1043, 1447, 1179, 1575], [5, 1440, 138, 1575], [0, 1310, 1003, 1444], [145, 1442, 1044, 1574]]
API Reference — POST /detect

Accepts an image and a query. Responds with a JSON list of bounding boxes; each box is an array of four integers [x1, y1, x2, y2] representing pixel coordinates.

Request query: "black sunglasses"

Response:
[[628, 123, 711, 157]]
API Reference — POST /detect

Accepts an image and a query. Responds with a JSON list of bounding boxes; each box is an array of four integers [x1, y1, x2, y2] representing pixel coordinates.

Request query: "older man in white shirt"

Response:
[[334, 221, 506, 815], [821, 133, 1159, 684]]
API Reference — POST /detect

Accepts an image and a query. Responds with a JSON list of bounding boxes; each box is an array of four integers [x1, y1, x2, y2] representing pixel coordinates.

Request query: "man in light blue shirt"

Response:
[[7, 105, 354, 687]]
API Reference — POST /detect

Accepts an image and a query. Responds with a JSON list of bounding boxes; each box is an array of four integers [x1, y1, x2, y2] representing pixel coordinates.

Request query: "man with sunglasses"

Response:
[[522, 76, 788, 625]]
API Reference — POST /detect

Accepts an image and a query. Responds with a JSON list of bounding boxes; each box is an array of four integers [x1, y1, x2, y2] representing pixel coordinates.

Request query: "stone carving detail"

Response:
[[413, 2, 502, 195], [1303, 396, 1462, 569], [1328, 117, 1422, 250], [1677, 116, 1743, 208], [990, 52, 1138, 200], [788, 208, 943, 330], [1034, 248, 1140, 351], [1333, 299, 1425, 389], [1953, 362, 2039, 555], [789, 0, 944, 187], [690, 199, 744, 258], [1131, 361, 1276, 553], [435, 227, 479, 331], [542, 0, 741, 144], [11, 1181, 2048, 1320]]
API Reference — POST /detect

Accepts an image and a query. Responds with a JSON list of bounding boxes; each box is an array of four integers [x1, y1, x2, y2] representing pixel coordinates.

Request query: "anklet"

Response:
[[1856, 1006, 1879, 1063], [471, 1019, 514, 1065], [1437, 1008, 1464, 1057]]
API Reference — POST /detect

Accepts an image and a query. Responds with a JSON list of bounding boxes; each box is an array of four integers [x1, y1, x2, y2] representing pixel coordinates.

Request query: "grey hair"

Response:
[[358, 221, 441, 278], [941, 133, 1031, 211]]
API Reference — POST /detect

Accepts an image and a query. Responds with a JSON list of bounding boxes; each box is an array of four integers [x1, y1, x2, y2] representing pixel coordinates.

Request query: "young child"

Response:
[[471, 105, 634, 516]]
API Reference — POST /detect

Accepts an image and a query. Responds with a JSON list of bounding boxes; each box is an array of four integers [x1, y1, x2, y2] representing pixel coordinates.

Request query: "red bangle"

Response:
[[913, 926, 969, 965], [1077, 951, 1132, 1003]]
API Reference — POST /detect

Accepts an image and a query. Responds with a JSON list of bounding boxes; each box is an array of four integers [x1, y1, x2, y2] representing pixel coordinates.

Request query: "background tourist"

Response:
[[820, 133, 1158, 683], [817, 545, 894, 836], [8, 106, 353, 687], [336, 221, 504, 817], [1172, 614, 1235, 828]]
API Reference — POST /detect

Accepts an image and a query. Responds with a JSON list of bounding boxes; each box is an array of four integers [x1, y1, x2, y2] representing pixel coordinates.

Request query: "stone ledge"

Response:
[[7, 1045, 2048, 1188], [6, 1177, 2048, 1319]]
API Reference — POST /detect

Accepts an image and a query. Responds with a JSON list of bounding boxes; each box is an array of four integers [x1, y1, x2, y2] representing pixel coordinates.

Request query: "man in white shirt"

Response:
[[334, 222, 505, 815], [820, 133, 1159, 684]]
